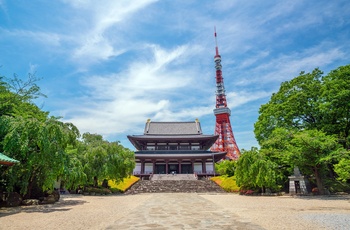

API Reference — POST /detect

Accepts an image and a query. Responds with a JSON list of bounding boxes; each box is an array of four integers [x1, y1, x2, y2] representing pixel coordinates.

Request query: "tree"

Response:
[[321, 65, 350, 149], [235, 147, 280, 192], [0, 116, 80, 198], [254, 65, 350, 193], [287, 129, 342, 194], [255, 68, 323, 145], [215, 160, 236, 177], [75, 133, 135, 187], [0, 73, 46, 117], [334, 158, 350, 182]]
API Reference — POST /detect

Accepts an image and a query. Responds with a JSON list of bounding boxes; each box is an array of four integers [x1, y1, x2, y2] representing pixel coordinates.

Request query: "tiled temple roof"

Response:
[[128, 119, 218, 151], [144, 121, 202, 135]]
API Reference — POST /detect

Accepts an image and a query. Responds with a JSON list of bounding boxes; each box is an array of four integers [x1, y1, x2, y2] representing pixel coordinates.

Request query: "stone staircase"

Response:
[[124, 178, 226, 195], [151, 174, 197, 181]]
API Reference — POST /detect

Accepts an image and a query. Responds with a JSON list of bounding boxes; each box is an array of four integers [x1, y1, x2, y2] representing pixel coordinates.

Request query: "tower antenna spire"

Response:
[[214, 26, 219, 56], [211, 28, 240, 160]]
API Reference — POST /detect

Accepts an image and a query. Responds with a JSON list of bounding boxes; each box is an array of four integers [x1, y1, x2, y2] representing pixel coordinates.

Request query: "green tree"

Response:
[[0, 73, 46, 117], [334, 158, 350, 182], [321, 65, 350, 149], [76, 133, 135, 187], [255, 68, 323, 145], [289, 130, 344, 194], [235, 147, 280, 192], [0, 116, 79, 198], [254, 65, 350, 193], [215, 160, 236, 177]]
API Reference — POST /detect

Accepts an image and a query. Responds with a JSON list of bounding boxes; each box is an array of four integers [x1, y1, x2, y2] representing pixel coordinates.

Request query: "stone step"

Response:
[[124, 180, 226, 195], [151, 174, 197, 181]]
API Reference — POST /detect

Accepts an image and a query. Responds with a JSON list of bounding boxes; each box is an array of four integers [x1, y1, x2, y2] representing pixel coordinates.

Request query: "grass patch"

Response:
[[108, 176, 140, 193], [211, 175, 240, 193]]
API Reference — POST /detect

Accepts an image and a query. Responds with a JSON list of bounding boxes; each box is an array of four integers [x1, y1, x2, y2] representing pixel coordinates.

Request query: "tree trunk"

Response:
[[93, 176, 98, 187], [24, 175, 35, 199], [314, 166, 324, 195]]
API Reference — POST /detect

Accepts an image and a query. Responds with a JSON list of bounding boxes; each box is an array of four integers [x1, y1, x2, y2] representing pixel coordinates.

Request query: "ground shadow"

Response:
[[0, 195, 87, 217]]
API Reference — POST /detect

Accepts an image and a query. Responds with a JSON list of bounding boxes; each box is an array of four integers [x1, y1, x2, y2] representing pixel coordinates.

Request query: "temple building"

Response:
[[127, 119, 226, 179]]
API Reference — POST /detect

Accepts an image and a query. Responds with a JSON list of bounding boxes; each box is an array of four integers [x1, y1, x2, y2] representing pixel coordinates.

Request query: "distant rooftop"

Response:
[[144, 119, 202, 135]]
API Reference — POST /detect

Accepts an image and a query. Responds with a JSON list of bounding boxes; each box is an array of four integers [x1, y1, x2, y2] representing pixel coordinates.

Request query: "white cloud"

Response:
[[236, 46, 345, 87], [65, 0, 158, 64], [63, 44, 197, 135], [227, 90, 272, 109], [0, 29, 61, 47]]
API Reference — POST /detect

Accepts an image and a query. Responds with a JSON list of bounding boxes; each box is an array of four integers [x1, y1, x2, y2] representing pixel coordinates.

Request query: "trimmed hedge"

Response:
[[211, 175, 240, 193], [108, 176, 140, 193]]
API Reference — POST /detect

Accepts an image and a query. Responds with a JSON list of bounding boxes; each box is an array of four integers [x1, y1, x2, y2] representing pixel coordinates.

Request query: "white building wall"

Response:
[[194, 163, 202, 173], [145, 163, 153, 174], [134, 163, 141, 174], [206, 162, 214, 172]]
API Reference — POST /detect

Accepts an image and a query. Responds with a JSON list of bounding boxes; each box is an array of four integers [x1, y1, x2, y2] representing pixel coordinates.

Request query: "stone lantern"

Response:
[[288, 167, 310, 195]]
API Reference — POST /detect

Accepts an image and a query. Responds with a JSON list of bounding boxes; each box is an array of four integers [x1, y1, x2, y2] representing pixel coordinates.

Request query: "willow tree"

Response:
[[235, 147, 280, 192], [75, 133, 135, 187], [0, 73, 80, 198], [1, 116, 79, 198]]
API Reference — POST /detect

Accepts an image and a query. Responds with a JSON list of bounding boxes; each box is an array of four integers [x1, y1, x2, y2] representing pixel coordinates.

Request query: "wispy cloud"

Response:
[[62, 0, 158, 65], [227, 90, 273, 109], [235, 45, 346, 87], [0, 29, 62, 47], [62, 44, 195, 136], [1, 1, 349, 151]]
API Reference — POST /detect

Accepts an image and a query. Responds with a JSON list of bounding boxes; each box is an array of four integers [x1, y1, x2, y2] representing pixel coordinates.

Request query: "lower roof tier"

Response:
[[134, 150, 227, 162], [128, 135, 219, 150]]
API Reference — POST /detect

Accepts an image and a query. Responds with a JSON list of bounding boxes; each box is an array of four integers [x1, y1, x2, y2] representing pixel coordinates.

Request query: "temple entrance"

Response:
[[155, 164, 166, 174], [181, 164, 193, 174], [169, 164, 179, 174]]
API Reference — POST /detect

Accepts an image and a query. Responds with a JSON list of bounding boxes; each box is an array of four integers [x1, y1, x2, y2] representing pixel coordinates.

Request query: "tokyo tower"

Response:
[[211, 29, 240, 160]]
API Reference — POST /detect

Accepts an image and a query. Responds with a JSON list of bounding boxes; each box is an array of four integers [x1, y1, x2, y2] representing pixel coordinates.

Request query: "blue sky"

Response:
[[0, 0, 349, 151]]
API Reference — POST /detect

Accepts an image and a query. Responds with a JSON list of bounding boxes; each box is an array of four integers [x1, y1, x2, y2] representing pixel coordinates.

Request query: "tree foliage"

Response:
[[254, 68, 323, 145], [215, 160, 236, 177], [64, 133, 135, 189], [0, 74, 135, 198], [0, 116, 79, 198], [288, 129, 342, 194], [254, 65, 350, 193], [334, 158, 350, 182], [321, 65, 350, 149], [235, 147, 281, 192], [255, 65, 350, 148]]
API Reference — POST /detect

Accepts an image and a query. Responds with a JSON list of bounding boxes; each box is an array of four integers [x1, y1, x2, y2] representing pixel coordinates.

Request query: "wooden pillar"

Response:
[[202, 159, 206, 174], [165, 160, 169, 174], [141, 160, 145, 174], [152, 160, 156, 174], [179, 160, 182, 174], [191, 160, 195, 173]]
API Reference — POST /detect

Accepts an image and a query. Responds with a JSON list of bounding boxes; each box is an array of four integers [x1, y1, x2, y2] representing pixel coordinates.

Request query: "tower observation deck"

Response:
[[210, 29, 240, 160]]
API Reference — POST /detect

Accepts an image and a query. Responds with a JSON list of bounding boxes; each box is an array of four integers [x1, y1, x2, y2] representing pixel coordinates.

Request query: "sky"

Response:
[[0, 0, 349, 151]]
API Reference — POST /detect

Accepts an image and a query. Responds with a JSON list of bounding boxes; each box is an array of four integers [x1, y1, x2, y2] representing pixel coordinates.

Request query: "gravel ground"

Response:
[[0, 193, 349, 230], [202, 194, 350, 230]]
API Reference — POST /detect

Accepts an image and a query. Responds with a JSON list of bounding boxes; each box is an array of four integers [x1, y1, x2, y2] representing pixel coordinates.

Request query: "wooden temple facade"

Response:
[[127, 119, 226, 179]]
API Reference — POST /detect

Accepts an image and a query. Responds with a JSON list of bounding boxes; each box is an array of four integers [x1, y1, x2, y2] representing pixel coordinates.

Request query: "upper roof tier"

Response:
[[127, 119, 218, 151], [144, 119, 202, 135]]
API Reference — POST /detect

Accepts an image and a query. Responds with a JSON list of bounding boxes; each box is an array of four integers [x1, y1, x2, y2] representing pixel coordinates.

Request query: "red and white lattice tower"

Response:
[[211, 28, 240, 160]]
